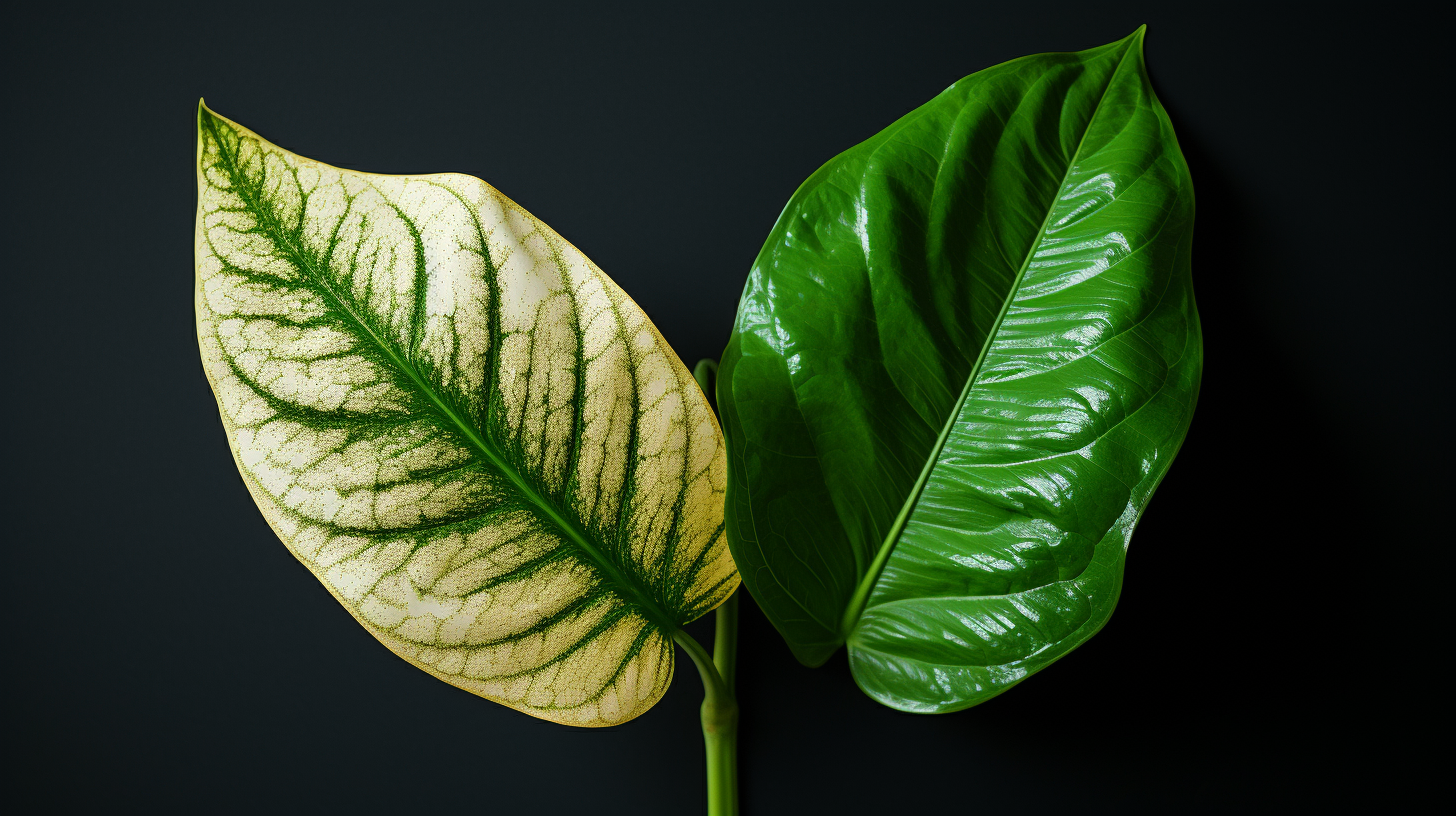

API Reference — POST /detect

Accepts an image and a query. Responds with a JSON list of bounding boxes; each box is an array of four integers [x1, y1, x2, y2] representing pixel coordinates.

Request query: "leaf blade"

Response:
[[718, 29, 1200, 709], [195, 103, 735, 726]]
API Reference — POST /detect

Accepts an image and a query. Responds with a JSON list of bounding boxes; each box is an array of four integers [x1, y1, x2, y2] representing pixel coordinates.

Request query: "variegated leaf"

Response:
[[195, 103, 735, 726]]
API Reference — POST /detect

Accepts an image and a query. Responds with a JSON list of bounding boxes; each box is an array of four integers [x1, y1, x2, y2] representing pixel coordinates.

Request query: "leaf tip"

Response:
[[1119, 24, 1149, 63], [196, 98, 216, 131]]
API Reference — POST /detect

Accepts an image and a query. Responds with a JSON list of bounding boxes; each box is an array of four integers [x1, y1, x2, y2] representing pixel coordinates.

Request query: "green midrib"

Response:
[[202, 112, 680, 634], [837, 35, 1141, 639]]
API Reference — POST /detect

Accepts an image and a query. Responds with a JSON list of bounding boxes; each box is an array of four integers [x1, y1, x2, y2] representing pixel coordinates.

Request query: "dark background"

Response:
[[7, 2, 1450, 813]]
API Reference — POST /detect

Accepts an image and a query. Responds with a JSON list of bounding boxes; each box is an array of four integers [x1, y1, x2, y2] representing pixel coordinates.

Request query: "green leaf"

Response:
[[717, 28, 1201, 712], [195, 103, 736, 727]]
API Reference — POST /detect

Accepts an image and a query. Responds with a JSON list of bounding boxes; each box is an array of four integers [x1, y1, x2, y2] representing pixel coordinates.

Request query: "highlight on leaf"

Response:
[[194, 102, 736, 727]]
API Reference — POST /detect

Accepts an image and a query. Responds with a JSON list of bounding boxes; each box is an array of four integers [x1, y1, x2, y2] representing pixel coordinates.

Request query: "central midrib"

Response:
[[207, 118, 679, 634], [836, 39, 1141, 639]]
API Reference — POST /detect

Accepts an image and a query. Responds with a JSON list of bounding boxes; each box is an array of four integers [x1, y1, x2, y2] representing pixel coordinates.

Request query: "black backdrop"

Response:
[[7, 2, 1450, 813]]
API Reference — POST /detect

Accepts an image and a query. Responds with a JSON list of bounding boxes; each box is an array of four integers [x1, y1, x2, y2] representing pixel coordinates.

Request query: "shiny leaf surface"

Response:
[[195, 104, 735, 726], [718, 29, 1200, 711]]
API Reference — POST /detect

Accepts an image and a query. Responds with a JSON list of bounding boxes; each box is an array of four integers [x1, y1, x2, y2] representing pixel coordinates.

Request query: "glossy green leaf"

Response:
[[195, 103, 736, 727], [718, 28, 1201, 712]]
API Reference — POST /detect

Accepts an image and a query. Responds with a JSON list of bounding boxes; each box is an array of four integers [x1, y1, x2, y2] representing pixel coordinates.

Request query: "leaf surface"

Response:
[[717, 28, 1201, 711], [195, 104, 735, 726]]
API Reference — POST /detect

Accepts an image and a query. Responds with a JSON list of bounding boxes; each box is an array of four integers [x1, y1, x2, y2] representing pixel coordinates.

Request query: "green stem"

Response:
[[714, 589, 739, 696], [674, 616, 739, 816], [683, 357, 738, 816]]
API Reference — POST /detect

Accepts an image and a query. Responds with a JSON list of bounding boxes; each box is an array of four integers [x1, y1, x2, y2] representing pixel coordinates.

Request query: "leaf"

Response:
[[717, 28, 1201, 712], [194, 103, 735, 727]]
